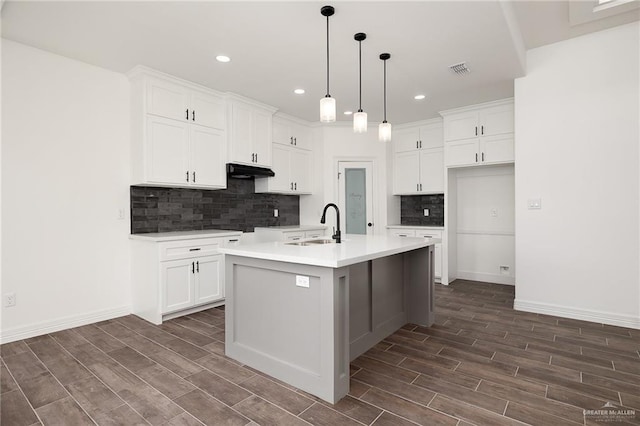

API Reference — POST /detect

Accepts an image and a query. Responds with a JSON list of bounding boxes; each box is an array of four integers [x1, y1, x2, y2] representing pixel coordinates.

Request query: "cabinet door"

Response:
[[444, 111, 479, 141], [393, 127, 420, 153], [272, 119, 291, 146], [190, 92, 226, 130], [418, 123, 444, 149], [194, 255, 223, 305], [480, 134, 514, 164], [268, 144, 292, 192], [146, 116, 190, 185], [190, 126, 226, 188], [230, 103, 254, 165], [444, 139, 479, 167], [393, 151, 421, 194], [162, 259, 195, 313], [147, 79, 190, 122], [292, 123, 312, 151], [252, 109, 272, 167], [291, 148, 311, 194], [480, 104, 514, 137], [419, 148, 444, 193]]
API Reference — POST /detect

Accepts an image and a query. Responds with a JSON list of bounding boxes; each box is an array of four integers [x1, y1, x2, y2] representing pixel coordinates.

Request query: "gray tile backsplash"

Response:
[[400, 194, 445, 226], [131, 178, 299, 234]]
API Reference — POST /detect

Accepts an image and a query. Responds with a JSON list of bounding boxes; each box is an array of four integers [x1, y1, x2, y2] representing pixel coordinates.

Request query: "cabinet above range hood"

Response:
[[227, 163, 275, 179]]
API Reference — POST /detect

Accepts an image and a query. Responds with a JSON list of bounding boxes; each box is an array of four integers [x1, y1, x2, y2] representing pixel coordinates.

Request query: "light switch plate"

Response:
[[296, 275, 310, 288], [274, 209, 279, 217], [527, 198, 542, 210]]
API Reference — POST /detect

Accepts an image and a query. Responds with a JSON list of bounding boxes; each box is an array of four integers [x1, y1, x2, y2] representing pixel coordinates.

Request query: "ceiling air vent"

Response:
[[449, 62, 470, 75]]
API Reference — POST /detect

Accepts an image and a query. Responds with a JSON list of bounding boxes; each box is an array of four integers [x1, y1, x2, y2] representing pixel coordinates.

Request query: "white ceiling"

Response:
[[1, 1, 638, 124]]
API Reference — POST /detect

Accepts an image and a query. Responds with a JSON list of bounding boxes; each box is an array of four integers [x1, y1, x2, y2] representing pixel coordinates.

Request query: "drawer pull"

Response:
[[189, 248, 201, 252], [228, 239, 239, 242], [196, 261, 199, 272]]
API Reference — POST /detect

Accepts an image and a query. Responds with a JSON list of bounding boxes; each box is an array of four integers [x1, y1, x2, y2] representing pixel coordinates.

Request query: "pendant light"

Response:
[[353, 32, 367, 133], [379, 53, 391, 142], [320, 6, 336, 122]]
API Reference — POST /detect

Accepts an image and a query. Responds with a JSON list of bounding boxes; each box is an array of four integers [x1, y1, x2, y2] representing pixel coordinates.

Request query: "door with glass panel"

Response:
[[338, 161, 374, 236]]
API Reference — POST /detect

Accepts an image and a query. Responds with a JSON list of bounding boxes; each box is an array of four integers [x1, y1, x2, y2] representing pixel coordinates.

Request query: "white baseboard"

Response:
[[0, 305, 131, 344], [514, 299, 640, 330], [456, 271, 515, 286]]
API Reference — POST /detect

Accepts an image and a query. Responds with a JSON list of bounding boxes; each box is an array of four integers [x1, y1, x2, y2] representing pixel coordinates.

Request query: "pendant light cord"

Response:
[[326, 16, 330, 96], [383, 59, 387, 121], [358, 40, 362, 111]]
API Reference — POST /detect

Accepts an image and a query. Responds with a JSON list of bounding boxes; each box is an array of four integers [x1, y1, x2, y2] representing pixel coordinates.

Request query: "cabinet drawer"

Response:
[[305, 230, 327, 239], [160, 238, 223, 261], [284, 232, 306, 241], [415, 230, 443, 240], [389, 229, 416, 238]]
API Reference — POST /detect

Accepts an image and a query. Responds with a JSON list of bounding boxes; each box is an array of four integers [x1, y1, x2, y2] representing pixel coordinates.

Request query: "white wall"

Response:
[[1, 40, 131, 342], [454, 164, 515, 284], [514, 23, 640, 328], [300, 124, 390, 235]]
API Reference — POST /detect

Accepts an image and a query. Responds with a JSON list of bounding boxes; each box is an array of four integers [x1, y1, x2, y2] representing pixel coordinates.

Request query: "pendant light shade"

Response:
[[353, 32, 367, 133], [379, 53, 391, 142], [379, 121, 392, 142], [320, 6, 336, 123]]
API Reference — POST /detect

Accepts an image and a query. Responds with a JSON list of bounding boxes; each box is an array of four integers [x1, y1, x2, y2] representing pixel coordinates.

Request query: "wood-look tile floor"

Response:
[[2, 280, 639, 425]]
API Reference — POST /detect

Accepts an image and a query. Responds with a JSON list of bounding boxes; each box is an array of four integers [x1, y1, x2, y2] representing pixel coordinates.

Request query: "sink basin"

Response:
[[285, 239, 335, 246]]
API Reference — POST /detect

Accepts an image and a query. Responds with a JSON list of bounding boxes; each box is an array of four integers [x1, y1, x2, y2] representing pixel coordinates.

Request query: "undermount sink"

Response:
[[285, 239, 335, 246]]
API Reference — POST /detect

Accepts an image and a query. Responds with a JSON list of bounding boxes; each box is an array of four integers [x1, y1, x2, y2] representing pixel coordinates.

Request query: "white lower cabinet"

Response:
[[162, 254, 223, 314], [131, 232, 241, 324], [388, 228, 443, 280], [253, 226, 328, 243]]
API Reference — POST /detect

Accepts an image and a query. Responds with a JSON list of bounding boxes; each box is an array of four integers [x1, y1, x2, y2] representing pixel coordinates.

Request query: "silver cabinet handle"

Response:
[[294, 182, 297, 190], [294, 137, 297, 145], [482, 152, 485, 162], [291, 182, 294, 190], [475, 153, 478, 163], [192, 171, 196, 182], [186, 171, 189, 182], [191, 262, 195, 274], [481, 125, 484, 135], [416, 141, 419, 149], [475, 126, 478, 136], [196, 261, 199, 272], [192, 110, 196, 121], [186, 109, 189, 120]]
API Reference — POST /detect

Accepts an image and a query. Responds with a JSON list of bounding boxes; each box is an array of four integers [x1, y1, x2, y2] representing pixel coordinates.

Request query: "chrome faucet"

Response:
[[320, 203, 341, 243]]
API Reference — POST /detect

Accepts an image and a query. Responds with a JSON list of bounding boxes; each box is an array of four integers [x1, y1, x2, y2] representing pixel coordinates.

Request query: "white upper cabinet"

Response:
[[129, 66, 227, 189], [273, 115, 312, 151], [227, 96, 276, 168], [146, 76, 226, 131], [255, 144, 312, 194], [441, 98, 514, 168], [392, 120, 444, 195]]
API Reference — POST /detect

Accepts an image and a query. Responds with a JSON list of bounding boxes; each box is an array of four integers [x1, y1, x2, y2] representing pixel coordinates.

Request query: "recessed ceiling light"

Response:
[[414, 95, 426, 100], [216, 55, 231, 63], [294, 89, 305, 95], [344, 111, 353, 115]]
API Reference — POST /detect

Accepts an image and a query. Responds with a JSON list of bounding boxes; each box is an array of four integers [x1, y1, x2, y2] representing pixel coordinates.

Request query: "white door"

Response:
[[338, 161, 374, 236], [190, 126, 226, 188], [195, 255, 224, 305], [147, 79, 189, 122], [190, 91, 226, 130], [393, 151, 420, 194], [480, 134, 514, 164], [252, 109, 272, 167], [419, 148, 444, 193], [291, 149, 311, 194], [270, 144, 292, 192], [146, 116, 190, 185], [162, 259, 195, 313], [230, 103, 254, 165], [445, 139, 479, 167]]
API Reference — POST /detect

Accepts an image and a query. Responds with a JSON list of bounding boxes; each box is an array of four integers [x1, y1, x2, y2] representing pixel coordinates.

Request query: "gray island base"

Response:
[[220, 235, 435, 404]]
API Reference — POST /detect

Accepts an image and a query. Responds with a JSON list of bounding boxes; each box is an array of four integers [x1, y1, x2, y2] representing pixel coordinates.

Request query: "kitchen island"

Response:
[[218, 234, 436, 403]]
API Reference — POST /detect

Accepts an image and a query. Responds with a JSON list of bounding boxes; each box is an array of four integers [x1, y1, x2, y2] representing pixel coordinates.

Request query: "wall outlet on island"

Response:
[[423, 209, 429, 217], [273, 209, 279, 218]]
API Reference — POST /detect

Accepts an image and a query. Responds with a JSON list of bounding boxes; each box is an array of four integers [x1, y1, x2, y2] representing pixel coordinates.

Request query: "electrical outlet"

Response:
[[4, 293, 16, 307], [423, 209, 429, 217], [528, 198, 542, 210], [117, 208, 126, 220], [500, 266, 510, 275], [295, 275, 310, 288], [491, 208, 498, 217], [274, 209, 279, 217]]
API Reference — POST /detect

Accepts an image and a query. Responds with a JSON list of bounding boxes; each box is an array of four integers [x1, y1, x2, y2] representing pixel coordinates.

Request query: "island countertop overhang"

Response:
[[218, 234, 438, 268]]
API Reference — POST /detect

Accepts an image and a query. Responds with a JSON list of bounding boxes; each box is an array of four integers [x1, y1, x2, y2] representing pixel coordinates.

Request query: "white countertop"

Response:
[[254, 225, 328, 232], [129, 229, 243, 242], [387, 225, 444, 230], [218, 234, 433, 268]]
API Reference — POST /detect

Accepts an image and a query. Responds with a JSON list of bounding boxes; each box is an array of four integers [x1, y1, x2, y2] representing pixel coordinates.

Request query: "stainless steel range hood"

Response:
[[226, 163, 275, 179]]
